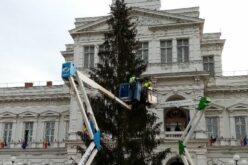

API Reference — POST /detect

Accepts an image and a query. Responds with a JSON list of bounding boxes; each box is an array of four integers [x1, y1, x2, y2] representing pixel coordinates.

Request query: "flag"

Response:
[[22, 130, 29, 149], [240, 137, 244, 147], [43, 139, 48, 149], [209, 136, 216, 146], [0, 140, 4, 149], [243, 136, 247, 146]]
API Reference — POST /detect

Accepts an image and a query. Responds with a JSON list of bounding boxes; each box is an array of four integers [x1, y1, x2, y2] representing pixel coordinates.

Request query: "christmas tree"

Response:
[[78, 0, 169, 164]]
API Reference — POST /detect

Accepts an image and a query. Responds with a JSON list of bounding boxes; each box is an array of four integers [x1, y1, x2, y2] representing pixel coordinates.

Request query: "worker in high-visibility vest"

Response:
[[129, 76, 136, 86], [142, 80, 153, 104], [143, 80, 152, 89]]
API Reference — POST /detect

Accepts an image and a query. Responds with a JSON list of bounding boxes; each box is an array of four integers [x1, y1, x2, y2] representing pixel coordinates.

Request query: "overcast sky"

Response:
[[0, 0, 247, 85]]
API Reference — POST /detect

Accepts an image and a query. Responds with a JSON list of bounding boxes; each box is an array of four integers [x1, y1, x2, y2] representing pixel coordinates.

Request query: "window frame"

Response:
[[206, 117, 219, 138], [235, 116, 246, 139], [24, 122, 34, 143], [138, 41, 149, 63], [45, 121, 55, 143], [84, 45, 95, 69], [160, 40, 173, 64], [203, 55, 215, 77], [3, 122, 13, 145], [177, 38, 189, 63]]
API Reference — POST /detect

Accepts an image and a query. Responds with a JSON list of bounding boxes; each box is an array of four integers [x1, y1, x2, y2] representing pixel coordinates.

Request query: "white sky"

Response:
[[0, 0, 247, 85]]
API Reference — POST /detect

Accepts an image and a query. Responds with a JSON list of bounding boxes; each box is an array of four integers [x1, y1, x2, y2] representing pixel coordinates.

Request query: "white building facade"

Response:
[[1, 0, 248, 164]]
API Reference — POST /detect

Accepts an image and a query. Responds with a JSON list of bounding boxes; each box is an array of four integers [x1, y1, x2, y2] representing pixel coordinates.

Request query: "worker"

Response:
[[129, 76, 136, 86], [143, 80, 152, 89], [142, 79, 153, 104]]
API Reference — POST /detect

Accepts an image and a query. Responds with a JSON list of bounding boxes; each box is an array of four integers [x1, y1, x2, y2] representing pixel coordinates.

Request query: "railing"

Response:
[[0, 141, 66, 149], [163, 131, 183, 139], [0, 80, 64, 88]]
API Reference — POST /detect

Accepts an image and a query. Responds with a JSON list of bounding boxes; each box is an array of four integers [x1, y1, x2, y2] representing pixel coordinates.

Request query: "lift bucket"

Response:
[[119, 83, 132, 102]]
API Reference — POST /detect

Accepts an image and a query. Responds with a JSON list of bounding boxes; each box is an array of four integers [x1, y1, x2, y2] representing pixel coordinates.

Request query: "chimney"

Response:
[[25, 82, 33, 88], [46, 81, 53, 87]]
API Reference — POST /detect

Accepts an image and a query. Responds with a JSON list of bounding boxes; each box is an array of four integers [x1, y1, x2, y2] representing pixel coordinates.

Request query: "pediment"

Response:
[[132, 7, 203, 26], [70, 7, 204, 35], [61, 110, 69, 118], [19, 111, 38, 118], [228, 103, 248, 111], [205, 103, 224, 111], [70, 16, 110, 35], [40, 110, 60, 117], [0, 112, 17, 118]]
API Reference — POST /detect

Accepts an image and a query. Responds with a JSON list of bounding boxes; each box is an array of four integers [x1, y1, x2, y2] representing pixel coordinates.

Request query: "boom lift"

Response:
[[62, 62, 132, 165], [178, 97, 211, 165], [63, 62, 207, 165]]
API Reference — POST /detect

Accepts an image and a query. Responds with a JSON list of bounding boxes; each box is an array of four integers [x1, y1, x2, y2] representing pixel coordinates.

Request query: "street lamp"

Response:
[[229, 156, 248, 165], [10, 156, 16, 165], [233, 154, 241, 165]]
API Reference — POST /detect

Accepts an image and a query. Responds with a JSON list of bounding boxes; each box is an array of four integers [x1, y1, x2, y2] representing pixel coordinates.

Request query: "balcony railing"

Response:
[[0, 141, 66, 149], [163, 131, 183, 139]]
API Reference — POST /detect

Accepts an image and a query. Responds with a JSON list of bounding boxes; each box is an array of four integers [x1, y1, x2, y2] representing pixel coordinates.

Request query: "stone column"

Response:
[[68, 96, 83, 140], [222, 108, 229, 138], [54, 120, 59, 143], [67, 96, 83, 162], [195, 112, 207, 139], [73, 42, 83, 69], [32, 120, 38, 143], [229, 116, 236, 139], [172, 38, 177, 63], [156, 108, 164, 132]]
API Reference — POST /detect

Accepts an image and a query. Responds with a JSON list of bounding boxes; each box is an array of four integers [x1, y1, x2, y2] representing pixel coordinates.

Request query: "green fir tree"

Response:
[[80, 0, 170, 164]]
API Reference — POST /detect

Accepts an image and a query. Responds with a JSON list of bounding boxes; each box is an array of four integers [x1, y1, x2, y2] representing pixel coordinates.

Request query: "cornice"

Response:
[[0, 94, 70, 102], [131, 7, 204, 22], [201, 39, 225, 47], [143, 71, 209, 80], [206, 86, 248, 93], [148, 22, 203, 31], [69, 16, 110, 36], [0, 147, 67, 154]]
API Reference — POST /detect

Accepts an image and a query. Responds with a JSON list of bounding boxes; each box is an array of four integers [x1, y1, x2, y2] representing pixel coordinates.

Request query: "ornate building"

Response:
[[1, 0, 248, 164]]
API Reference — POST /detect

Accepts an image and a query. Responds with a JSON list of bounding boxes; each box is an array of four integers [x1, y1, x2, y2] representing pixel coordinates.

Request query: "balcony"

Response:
[[0, 141, 66, 150], [163, 131, 183, 139], [145, 60, 203, 75]]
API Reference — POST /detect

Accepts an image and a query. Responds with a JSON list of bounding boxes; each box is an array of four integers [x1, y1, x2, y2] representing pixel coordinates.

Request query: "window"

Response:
[[177, 39, 189, 63], [206, 117, 218, 138], [84, 45, 95, 68], [235, 117, 246, 139], [65, 121, 69, 140], [160, 40, 172, 64], [138, 42, 149, 63], [24, 122, 33, 143], [98, 44, 105, 65], [203, 56, 215, 77], [3, 123, 12, 145], [45, 121, 55, 143]]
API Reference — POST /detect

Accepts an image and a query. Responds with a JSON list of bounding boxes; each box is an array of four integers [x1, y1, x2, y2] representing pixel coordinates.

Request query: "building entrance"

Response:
[[167, 157, 183, 165]]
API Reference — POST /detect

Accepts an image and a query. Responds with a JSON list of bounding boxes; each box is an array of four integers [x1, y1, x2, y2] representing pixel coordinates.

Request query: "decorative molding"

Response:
[[0, 111, 17, 119], [19, 111, 38, 118], [0, 99, 70, 108], [227, 103, 248, 111], [40, 110, 61, 119]]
